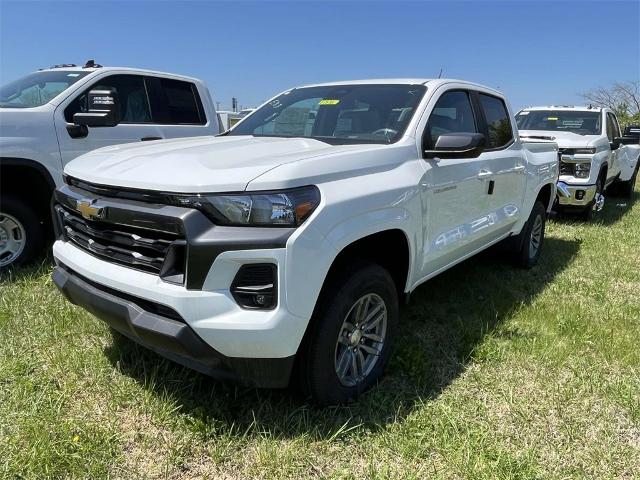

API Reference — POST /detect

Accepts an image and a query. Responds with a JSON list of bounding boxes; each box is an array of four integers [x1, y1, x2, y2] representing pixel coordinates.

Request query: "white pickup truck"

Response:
[[51, 79, 558, 405], [0, 61, 220, 268], [517, 106, 640, 219]]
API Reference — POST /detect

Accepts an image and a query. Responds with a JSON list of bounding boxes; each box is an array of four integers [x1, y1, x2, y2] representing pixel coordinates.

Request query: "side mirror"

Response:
[[610, 138, 621, 150], [615, 136, 640, 146], [425, 133, 486, 159], [73, 89, 120, 127]]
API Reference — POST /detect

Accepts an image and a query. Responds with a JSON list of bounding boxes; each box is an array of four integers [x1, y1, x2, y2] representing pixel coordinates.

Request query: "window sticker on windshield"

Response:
[[319, 99, 340, 105], [519, 111, 529, 115], [67, 73, 80, 77], [546, 117, 558, 121]]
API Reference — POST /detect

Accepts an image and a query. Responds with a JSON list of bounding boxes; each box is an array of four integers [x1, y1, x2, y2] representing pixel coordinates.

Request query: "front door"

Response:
[[419, 89, 494, 277], [54, 74, 165, 166]]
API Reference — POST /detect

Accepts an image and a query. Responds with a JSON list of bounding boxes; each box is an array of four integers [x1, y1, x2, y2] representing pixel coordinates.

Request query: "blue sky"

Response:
[[1, 1, 638, 111]]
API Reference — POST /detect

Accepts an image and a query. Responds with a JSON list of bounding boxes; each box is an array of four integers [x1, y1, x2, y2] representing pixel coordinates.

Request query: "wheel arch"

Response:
[[0, 157, 56, 227]]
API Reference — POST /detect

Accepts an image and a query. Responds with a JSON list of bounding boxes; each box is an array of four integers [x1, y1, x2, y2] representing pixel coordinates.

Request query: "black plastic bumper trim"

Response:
[[52, 265, 294, 388]]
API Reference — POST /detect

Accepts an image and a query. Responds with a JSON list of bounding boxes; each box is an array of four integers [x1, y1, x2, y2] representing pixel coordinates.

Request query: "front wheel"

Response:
[[298, 262, 399, 405], [514, 200, 547, 269], [581, 176, 604, 221], [0, 195, 44, 268]]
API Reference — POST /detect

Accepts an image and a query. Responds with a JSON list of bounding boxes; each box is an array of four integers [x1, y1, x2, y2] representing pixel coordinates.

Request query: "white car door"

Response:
[[418, 88, 495, 277], [54, 74, 165, 166], [606, 112, 623, 183], [473, 92, 526, 239], [54, 74, 212, 167]]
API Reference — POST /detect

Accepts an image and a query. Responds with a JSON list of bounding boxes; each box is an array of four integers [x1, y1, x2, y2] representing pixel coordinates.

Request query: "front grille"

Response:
[[55, 204, 184, 277], [559, 161, 574, 176]]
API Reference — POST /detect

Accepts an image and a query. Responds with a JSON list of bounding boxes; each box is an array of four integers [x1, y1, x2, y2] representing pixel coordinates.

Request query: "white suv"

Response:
[[51, 79, 559, 405]]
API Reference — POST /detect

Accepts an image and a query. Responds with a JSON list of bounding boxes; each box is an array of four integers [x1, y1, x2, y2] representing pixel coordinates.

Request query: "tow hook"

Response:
[[594, 193, 605, 212]]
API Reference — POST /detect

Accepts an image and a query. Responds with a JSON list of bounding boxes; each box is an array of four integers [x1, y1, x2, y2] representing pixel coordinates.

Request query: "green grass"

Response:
[[2, 189, 639, 479]]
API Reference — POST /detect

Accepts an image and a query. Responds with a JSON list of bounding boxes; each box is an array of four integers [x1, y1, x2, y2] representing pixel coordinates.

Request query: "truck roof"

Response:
[[37, 65, 202, 83], [521, 105, 603, 112], [293, 78, 504, 96]]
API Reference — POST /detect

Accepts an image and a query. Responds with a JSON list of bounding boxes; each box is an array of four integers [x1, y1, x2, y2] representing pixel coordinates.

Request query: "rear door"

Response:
[[472, 91, 526, 239]]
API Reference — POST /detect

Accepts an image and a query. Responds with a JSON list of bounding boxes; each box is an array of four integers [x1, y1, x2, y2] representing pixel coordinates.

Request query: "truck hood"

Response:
[[64, 135, 382, 193], [519, 130, 603, 149]]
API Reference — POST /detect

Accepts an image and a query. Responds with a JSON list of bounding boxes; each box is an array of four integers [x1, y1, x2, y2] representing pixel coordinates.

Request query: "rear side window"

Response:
[[147, 78, 205, 125], [64, 75, 151, 123], [426, 90, 478, 148], [478, 94, 513, 149]]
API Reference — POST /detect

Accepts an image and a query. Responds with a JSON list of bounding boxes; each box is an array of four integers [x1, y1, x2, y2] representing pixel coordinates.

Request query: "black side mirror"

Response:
[[616, 136, 640, 146], [610, 138, 621, 150], [425, 133, 486, 159], [73, 89, 120, 127]]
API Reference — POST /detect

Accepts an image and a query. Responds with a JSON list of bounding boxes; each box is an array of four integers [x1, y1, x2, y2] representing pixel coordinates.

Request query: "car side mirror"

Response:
[[615, 136, 640, 146], [424, 133, 486, 159], [73, 89, 120, 127], [610, 138, 621, 150]]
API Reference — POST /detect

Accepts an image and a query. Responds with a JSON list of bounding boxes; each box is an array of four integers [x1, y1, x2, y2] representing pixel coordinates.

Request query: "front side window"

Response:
[[0, 70, 90, 108], [516, 110, 601, 135], [478, 94, 513, 149], [606, 113, 620, 140], [64, 75, 151, 123], [425, 90, 477, 147], [229, 84, 427, 144]]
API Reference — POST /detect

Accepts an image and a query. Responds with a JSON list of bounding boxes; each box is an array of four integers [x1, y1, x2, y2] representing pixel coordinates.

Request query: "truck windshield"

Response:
[[228, 84, 427, 144], [0, 70, 90, 108], [516, 110, 601, 135]]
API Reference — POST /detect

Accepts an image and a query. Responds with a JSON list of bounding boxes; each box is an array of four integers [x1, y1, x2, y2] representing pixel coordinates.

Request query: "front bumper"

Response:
[[556, 181, 597, 207], [52, 264, 295, 388]]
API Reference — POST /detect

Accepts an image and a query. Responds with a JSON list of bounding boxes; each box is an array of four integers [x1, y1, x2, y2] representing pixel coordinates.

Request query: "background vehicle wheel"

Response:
[[581, 176, 604, 221], [298, 261, 399, 406], [0, 195, 44, 268], [618, 165, 638, 199], [514, 200, 546, 269]]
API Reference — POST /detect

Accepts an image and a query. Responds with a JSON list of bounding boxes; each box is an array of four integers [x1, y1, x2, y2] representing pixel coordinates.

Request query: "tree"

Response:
[[581, 81, 640, 128]]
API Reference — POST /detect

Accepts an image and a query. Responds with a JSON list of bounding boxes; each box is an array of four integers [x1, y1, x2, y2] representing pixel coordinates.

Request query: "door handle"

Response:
[[477, 170, 493, 179], [514, 165, 526, 172], [141, 136, 163, 141]]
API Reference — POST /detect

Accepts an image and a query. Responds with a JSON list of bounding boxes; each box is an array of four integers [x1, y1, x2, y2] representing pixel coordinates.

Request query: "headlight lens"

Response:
[[176, 186, 321, 227], [574, 147, 597, 154], [574, 162, 591, 178]]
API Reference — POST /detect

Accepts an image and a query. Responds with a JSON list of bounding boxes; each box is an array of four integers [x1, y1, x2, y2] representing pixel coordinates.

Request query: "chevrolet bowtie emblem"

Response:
[[75, 199, 104, 220]]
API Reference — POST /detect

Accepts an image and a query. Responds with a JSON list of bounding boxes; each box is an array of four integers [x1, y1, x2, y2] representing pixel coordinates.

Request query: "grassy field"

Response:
[[1, 188, 639, 479]]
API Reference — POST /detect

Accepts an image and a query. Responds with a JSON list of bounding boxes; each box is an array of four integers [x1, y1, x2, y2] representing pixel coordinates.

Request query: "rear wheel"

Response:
[[618, 165, 638, 199], [298, 262, 398, 405], [0, 196, 44, 268], [514, 200, 546, 269]]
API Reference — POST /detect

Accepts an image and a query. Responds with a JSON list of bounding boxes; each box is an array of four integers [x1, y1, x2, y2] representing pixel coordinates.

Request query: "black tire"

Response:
[[298, 261, 399, 406], [581, 175, 604, 221], [0, 195, 44, 268], [514, 200, 546, 269], [618, 165, 638, 199]]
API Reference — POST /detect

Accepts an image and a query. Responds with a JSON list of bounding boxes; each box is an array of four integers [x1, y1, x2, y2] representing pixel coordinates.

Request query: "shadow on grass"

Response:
[[553, 190, 638, 226], [103, 236, 580, 439], [0, 252, 53, 284]]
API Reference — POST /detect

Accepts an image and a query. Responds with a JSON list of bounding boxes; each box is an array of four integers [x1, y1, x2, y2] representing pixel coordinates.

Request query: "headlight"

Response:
[[574, 162, 591, 178], [574, 147, 596, 154], [175, 186, 321, 227]]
